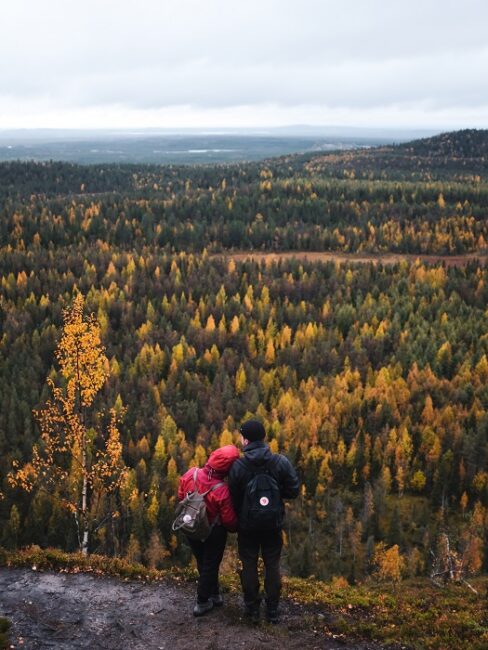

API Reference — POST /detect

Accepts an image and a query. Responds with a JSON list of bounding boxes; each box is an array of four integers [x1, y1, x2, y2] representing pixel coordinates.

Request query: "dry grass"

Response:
[[215, 250, 488, 268]]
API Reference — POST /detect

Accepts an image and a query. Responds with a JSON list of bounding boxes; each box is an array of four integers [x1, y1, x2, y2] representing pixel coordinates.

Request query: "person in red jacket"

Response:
[[177, 444, 240, 616]]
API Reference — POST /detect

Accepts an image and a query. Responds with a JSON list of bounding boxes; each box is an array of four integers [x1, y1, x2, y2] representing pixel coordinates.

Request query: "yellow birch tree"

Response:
[[9, 293, 126, 555]]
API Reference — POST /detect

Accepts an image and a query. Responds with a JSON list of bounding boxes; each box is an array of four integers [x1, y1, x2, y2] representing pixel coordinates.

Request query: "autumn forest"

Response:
[[1, 129, 488, 584]]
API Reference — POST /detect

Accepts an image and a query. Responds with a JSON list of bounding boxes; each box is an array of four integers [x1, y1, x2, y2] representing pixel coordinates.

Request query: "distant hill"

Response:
[[396, 128, 488, 158], [305, 128, 488, 180]]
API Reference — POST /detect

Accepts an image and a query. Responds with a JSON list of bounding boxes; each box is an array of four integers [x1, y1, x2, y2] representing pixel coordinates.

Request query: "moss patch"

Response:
[[0, 618, 11, 650]]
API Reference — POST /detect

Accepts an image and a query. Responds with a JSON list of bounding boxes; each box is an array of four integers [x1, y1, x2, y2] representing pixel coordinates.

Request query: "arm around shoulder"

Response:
[[228, 460, 243, 512], [217, 486, 238, 532]]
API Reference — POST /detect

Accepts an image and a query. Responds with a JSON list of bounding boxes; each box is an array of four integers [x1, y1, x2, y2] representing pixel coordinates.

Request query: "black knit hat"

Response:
[[240, 419, 266, 442]]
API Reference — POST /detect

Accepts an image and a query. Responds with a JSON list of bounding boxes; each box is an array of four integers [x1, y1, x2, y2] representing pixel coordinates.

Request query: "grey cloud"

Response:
[[16, 48, 487, 111], [1, 0, 488, 125]]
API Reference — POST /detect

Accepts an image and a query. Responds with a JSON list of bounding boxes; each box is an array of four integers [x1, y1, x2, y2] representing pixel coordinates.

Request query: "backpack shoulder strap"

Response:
[[193, 466, 225, 497], [202, 481, 225, 497]]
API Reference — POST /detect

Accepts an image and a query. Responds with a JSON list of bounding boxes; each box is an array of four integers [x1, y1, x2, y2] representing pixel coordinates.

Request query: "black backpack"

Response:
[[240, 456, 283, 531]]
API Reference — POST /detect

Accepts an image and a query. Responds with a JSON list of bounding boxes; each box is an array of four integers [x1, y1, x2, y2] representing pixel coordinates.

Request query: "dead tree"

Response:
[[430, 533, 478, 594]]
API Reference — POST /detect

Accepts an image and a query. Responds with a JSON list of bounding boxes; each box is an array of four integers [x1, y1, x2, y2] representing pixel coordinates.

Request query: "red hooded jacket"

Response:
[[177, 445, 240, 532]]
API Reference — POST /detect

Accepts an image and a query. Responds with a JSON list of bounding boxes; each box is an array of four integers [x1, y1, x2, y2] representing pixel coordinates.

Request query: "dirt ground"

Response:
[[0, 567, 384, 650], [218, 250, 488, 267]]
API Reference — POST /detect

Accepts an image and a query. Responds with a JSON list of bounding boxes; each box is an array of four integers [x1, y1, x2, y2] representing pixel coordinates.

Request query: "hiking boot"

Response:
[[244, 604, 260, 624], [266, 608, 280, 624], [193, 600, 214, 617], [209, 594, 224, 607]]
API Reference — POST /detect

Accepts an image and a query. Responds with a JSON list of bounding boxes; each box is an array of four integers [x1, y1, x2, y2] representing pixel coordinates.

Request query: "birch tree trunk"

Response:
[[81, 437, 89, 555]]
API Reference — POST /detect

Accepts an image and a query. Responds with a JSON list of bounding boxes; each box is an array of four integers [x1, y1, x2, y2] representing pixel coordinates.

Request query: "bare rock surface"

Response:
[[0, 567, 383, 649]]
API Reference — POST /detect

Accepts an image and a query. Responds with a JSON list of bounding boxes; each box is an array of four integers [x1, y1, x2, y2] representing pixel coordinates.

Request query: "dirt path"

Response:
[[0, 567, 384, 650], [217, 250, 488, 267]]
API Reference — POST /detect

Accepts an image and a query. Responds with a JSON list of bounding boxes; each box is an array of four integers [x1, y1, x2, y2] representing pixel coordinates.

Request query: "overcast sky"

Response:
[[2, 0, 488, 130]]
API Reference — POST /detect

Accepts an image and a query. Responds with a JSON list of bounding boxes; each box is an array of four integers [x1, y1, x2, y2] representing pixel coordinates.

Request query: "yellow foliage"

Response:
[[410, 470, 426, 492], [205, 315, 216, 332], [8, 293, 126, 553], [219, 429, 234, 447], [230, 315, 240, 334], [373, 543, 405, 583], [265, 339, 276, 364], [56, 293, 107, 407], [235, 363, 247, 394]]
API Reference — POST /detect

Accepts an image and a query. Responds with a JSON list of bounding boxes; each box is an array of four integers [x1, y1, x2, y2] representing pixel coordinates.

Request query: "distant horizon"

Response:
[[0, 126, 434, 165], [0, 124, 447, 143], [1, 124, 483, 165], [1, 124, 484, 133]]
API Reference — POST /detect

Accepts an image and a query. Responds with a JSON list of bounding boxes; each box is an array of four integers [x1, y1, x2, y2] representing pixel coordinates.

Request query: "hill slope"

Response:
[[397, 128, 488, 158], [305, 128, 488, 179]]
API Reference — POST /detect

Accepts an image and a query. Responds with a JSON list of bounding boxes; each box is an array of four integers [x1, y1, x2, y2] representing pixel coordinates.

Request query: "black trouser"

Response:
[[237, 528, 283, 611], [188, 525, 227, 603]]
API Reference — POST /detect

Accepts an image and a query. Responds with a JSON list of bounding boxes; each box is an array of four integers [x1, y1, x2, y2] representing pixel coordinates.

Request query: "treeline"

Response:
[[1, 248, 488, 580], [1, 164, 488, 254]]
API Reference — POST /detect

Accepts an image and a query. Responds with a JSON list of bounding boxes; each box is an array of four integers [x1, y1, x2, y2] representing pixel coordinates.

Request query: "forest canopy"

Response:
[[1, 130, 488, 256], [1, 129, 488, 581]]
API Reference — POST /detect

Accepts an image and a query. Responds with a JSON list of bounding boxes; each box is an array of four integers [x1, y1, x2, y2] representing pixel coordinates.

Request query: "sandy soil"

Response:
[[0, 567, 385, 650]]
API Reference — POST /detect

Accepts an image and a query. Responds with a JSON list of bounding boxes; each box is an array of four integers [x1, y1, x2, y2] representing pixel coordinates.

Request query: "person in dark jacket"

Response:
[[177, 444, 240, 616], [228, 419, 300, 623]]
